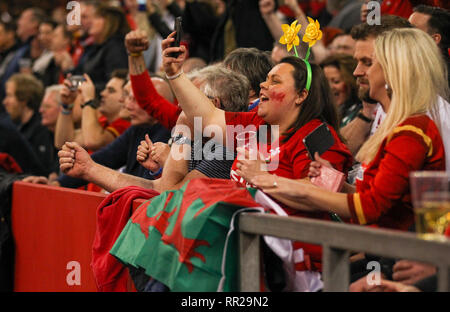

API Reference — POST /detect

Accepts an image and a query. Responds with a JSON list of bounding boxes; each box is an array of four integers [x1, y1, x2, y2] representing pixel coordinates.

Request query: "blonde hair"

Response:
[[356, 28, 449, 164]]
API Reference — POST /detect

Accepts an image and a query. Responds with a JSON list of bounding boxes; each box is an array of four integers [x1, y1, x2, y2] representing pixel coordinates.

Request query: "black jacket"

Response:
[[210, 0, 276, 62], [73, 34, 128, 95], [0, 169, 28, 291], [17, 112, 58, 175], [0, 112, 48, 176]]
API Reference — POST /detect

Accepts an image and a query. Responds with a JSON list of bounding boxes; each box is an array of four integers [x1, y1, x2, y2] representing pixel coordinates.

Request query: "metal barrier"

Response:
[[238, 213, 450, 292]]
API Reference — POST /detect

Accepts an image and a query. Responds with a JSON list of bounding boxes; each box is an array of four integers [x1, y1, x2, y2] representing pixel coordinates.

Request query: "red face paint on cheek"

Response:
[[270, 91, 285, 103]]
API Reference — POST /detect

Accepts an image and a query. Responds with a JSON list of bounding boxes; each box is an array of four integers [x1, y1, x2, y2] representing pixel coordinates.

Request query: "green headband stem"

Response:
[[303, 47, 312, 91], [293, 46, 312, 91]]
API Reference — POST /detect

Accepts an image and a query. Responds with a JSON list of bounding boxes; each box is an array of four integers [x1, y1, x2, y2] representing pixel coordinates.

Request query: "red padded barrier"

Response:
[[11, 182, 107, 292]]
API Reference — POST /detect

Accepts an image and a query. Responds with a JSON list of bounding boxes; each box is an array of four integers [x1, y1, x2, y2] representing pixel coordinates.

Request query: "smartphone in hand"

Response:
[[303, 123, 335, 160], [304, 123, 345, 193], [169, 17, 183, 58]]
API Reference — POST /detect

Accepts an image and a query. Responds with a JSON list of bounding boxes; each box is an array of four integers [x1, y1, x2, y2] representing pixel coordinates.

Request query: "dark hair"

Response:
[[331, 32, 352, 41], [40, 18, 58, 29], [110, 68, 129, 86], [413, 5, 450, 56], [0, 20, 16, 33], [320, 53, 358, 105], [29, 7, 47, 25], [95, 5, 130, 43], [223, 47, 274, 96], [350, 15, 412, 40], [279, 56, 340, 143]]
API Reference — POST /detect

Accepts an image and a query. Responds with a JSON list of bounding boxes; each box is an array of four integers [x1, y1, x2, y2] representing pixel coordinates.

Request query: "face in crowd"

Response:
[[3, 81, 25, 123], [50, 25, 71, 52], [353, 37, 377, 104], [99, 77, 125, 119], [39, 89, 61, 131], [16, 9, 39, 42], [89, 11, 105, 42], [366, 50, 388, 105], [38, 22, 54, 50], [258, 62, 304, 126], [121, 81, 152, 126], [80, 2, 96, 35], [329, 34, 356, 56], [323, 65, 350, 107]]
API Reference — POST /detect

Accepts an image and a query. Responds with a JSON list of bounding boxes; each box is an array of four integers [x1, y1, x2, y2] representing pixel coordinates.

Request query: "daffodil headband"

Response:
[[279, 17, 322, 92]]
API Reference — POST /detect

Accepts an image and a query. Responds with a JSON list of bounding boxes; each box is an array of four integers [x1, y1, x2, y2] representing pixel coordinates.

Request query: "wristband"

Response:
[[61, 109, 72, 115], [165, 69, 184, 81], [148, 167, 162, 176], [128, 51, 142, 57], [357, 111, 373, 123], [168, 134, 191, 147], [59, 101, 74, 111], [81, 99, 98, 109]]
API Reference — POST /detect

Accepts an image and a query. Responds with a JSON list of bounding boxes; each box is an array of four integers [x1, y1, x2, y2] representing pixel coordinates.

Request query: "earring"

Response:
[[385, 83, 392, 97]]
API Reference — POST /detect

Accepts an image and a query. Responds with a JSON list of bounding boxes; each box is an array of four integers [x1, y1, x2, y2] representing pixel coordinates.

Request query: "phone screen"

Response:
[[303, 123, 335, 159], [169, 17, 183, 58]]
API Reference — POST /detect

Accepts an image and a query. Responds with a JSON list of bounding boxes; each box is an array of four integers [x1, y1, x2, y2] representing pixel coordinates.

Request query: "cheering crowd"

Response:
[[0, 0, 449, 292]]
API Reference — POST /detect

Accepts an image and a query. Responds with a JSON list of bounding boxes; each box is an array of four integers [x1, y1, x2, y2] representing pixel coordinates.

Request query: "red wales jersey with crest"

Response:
[[347, 115, 445, 230], [225, 111, 353, 272]]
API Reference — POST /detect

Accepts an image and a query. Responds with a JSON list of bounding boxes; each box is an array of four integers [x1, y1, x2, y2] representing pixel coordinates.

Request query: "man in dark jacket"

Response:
[[2, 73, 57, 176], [0, 109, 47, 176]]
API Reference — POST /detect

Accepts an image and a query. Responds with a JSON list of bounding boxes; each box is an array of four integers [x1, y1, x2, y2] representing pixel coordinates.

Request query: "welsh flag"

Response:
[[109, 178, 262, 292]]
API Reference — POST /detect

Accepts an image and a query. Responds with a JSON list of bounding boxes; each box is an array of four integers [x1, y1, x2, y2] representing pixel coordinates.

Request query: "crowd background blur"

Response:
[[1, 0, 449, 293]]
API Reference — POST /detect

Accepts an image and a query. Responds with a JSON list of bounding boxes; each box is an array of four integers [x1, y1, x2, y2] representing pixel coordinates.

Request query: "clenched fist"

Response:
[[125, 30, 149, 54], [136, 134, 162, 172]]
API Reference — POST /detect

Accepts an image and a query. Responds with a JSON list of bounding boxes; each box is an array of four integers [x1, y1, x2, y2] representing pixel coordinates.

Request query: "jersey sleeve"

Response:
[[130, 71, 181, 130], [347, 126, 433, 225]]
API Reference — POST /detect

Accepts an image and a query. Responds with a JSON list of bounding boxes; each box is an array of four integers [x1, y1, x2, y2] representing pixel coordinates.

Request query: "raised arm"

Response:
[[161, 32, 227, 144], [259, 0, 283, 42], [125, 30, 181, 130], [284, 0, 329, 63], [79, 74, 116, 150], [54, 79, 84, 149]]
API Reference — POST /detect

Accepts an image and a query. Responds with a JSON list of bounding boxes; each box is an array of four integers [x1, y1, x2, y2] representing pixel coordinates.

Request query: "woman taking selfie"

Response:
[[157, 30, 353, 284], [252, 28, 447, 231]]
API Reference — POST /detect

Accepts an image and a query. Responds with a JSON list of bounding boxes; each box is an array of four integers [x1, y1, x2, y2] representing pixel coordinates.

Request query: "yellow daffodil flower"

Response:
[[279, 20, 301, 52], [303, 17, 323, 47]]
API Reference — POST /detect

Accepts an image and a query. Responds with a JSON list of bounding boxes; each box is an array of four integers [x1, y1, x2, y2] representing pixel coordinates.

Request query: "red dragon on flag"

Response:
[[110, 178, 261, 291]]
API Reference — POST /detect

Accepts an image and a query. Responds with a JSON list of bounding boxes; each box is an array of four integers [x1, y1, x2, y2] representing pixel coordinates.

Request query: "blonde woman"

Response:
[[252, 28, 447, 231]]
